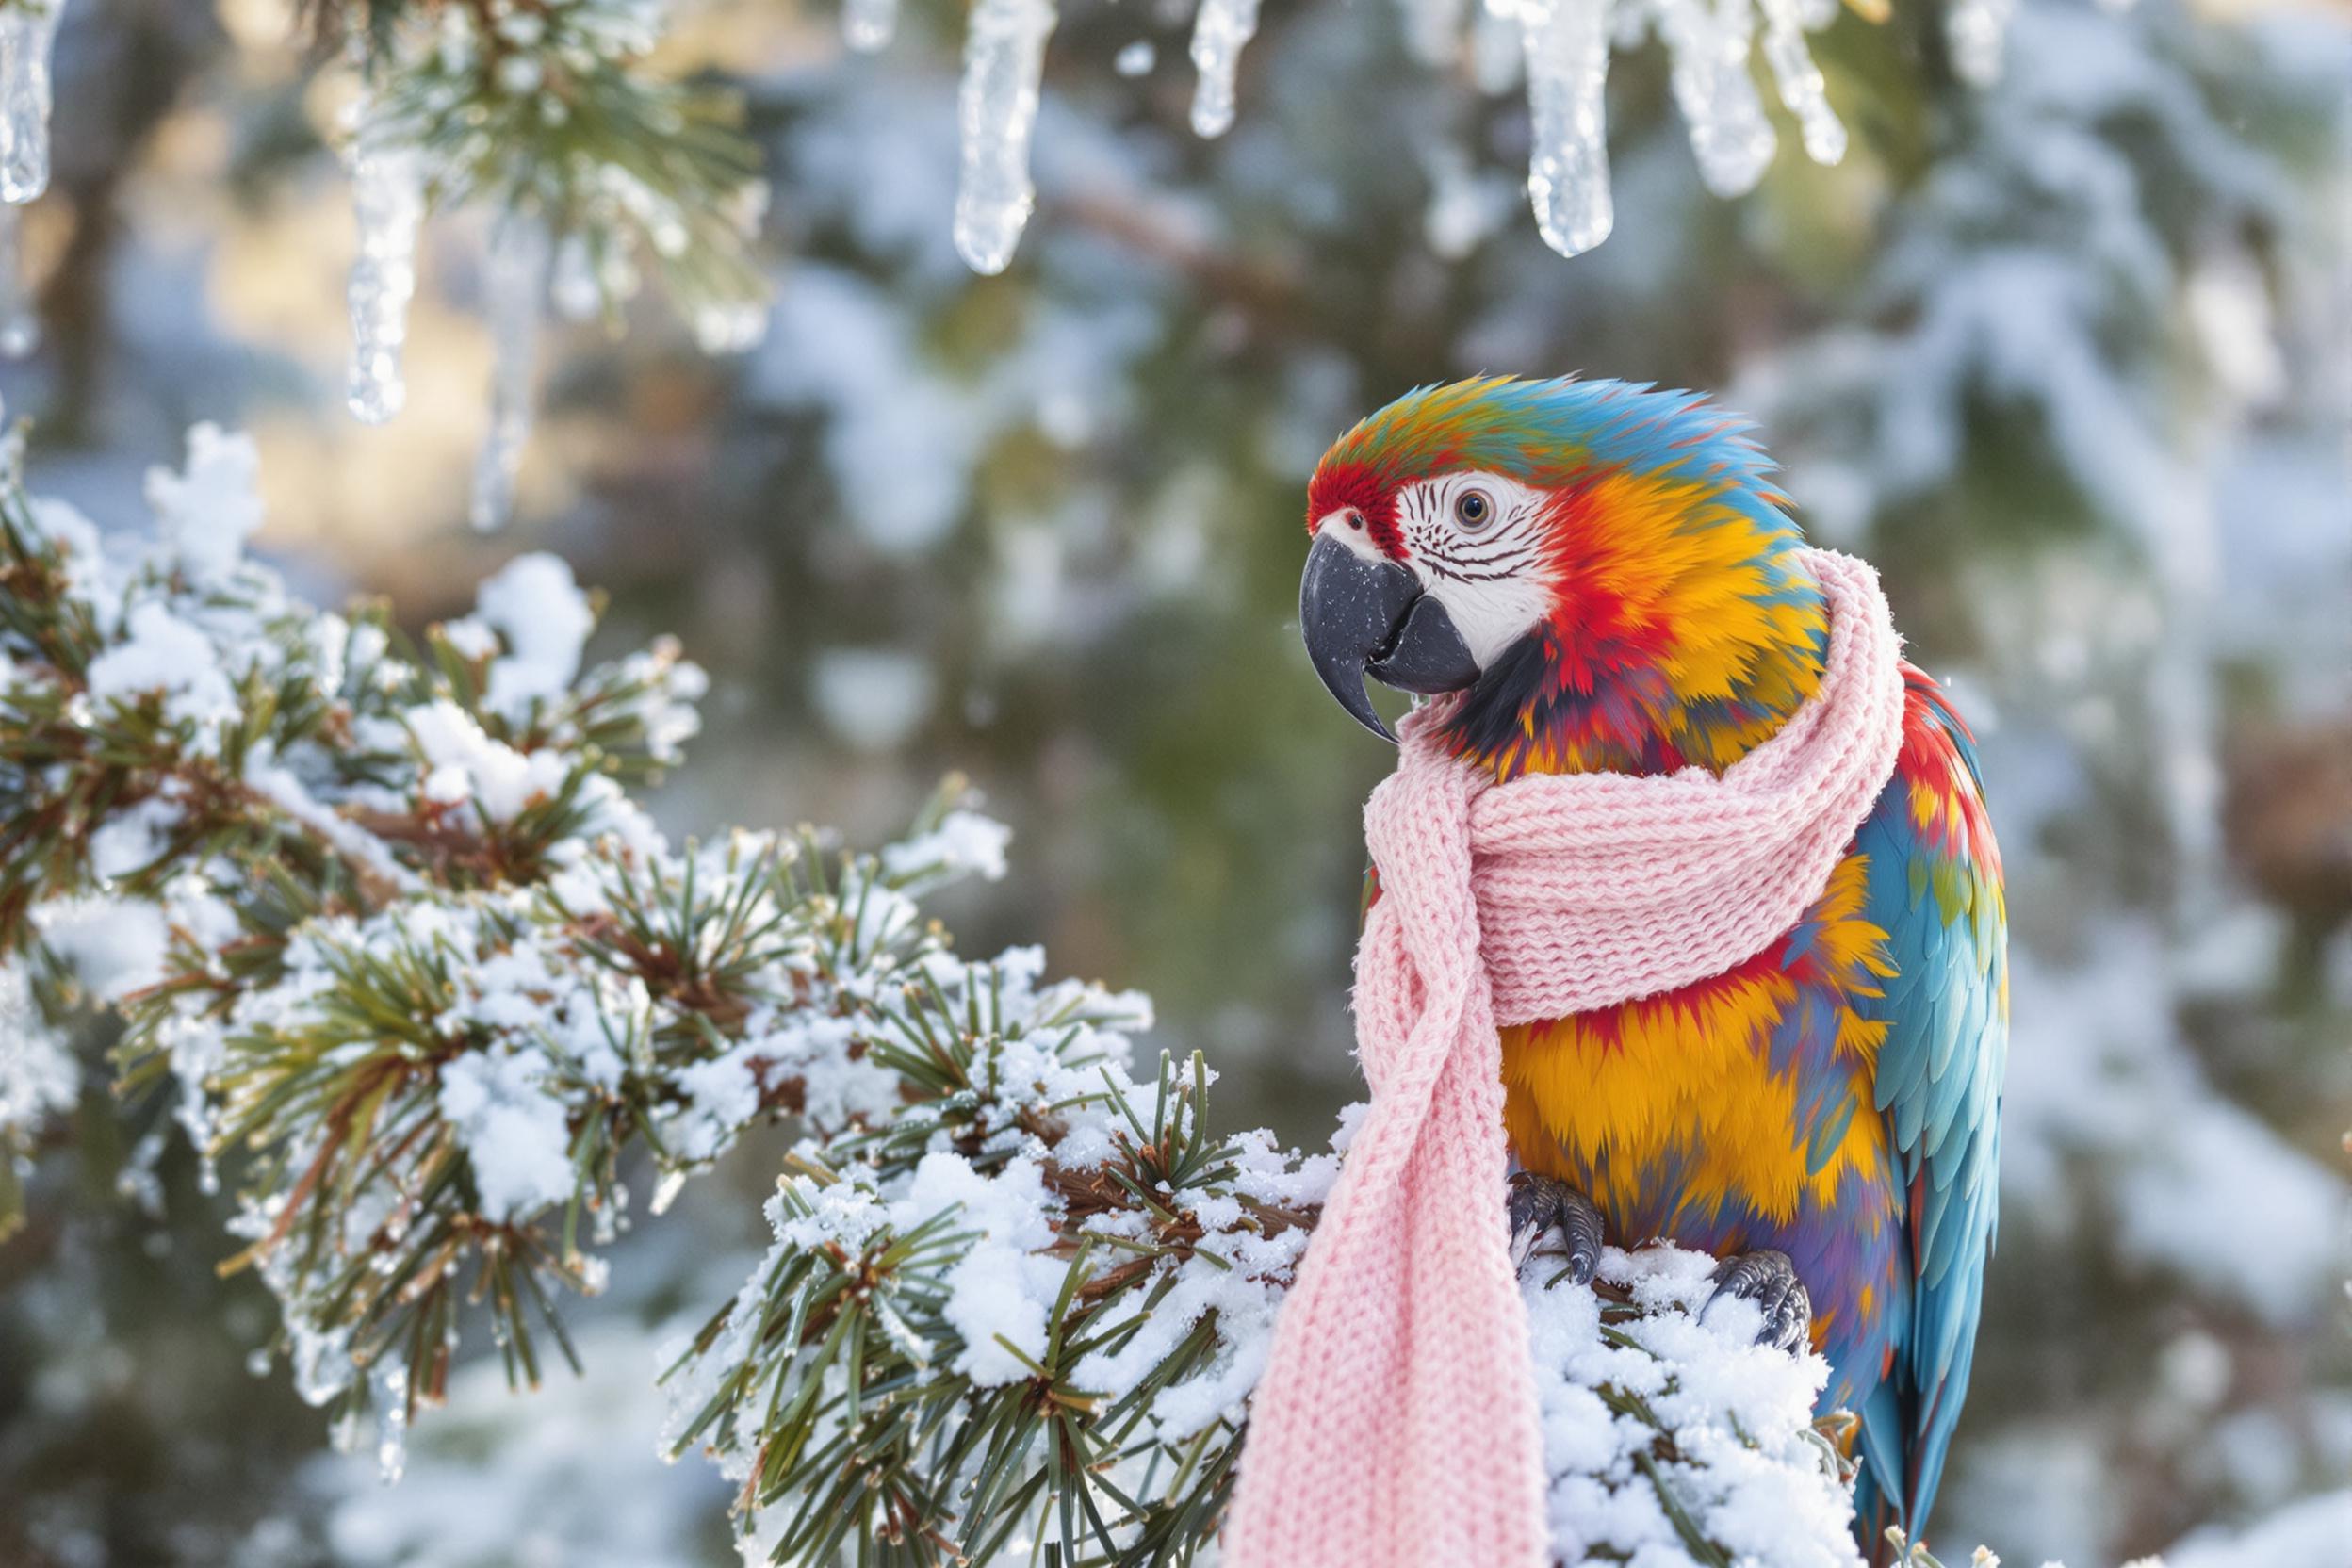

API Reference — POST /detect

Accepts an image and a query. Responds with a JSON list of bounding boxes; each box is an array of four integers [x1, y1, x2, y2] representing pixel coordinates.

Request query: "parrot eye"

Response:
[[1453, 488, 1494, 531]]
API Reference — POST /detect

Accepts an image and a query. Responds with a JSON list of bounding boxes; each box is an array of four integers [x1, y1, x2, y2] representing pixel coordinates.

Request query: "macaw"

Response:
[[1295, 376, 2006, 1559]]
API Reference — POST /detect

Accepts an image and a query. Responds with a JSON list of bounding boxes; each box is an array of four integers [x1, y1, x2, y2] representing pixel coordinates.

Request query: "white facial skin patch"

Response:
[[1388, 472, 1557, 670]]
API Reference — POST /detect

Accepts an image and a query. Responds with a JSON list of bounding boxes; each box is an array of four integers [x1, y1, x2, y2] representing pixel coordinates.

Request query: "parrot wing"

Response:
[[1851, 664, 2008, 1545]]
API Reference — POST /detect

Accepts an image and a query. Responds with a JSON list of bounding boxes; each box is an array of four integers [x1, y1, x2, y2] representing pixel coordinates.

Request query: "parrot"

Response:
[[1294, 375, 2006, 1559]]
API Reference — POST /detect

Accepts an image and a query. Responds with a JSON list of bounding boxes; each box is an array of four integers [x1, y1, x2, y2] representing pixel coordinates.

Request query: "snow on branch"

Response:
[[0, 420, 1872, 1564], [0, 415, 913, 1443], [667, 1089, 1871, 1568]]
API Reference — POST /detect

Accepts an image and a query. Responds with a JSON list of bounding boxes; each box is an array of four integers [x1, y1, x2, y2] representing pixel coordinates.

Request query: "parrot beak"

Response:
[[1299, 531, 1481, 743]]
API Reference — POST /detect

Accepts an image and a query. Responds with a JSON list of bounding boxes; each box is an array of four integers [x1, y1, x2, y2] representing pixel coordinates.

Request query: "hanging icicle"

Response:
[[842, 0, 900, 53], [0, 0, 63, 205], [1757, 0, 1846, 166], [344, 131, 426, 425], [1649, 0, 1779, 198], [1944, 0, 2016, 87], [1189, 0, 1265, 139], [468, 214, 551, 532], [0, 0, 62, 362], [0, 201, 34, 358], [290, 0, 2056, 429], [953, 0, 1057, 275], [1511, 0, 1615, 259]]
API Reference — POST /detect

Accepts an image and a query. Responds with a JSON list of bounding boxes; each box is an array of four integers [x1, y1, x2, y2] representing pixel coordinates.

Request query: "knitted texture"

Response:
[[1223, 549, 1905, 1568]]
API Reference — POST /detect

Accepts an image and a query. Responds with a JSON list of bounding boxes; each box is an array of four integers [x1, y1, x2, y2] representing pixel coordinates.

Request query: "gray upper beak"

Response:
[[1298, 531, 1480, 743]]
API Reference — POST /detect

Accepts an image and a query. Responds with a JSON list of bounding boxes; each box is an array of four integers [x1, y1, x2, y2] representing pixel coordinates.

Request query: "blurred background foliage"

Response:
[[0, 0, 2346, 1563]]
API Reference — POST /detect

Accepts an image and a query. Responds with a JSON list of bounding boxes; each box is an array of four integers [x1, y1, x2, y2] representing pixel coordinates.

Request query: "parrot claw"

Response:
[[1506, 1171, 1605, 1286], [1703, 1250, 1813, 1354]]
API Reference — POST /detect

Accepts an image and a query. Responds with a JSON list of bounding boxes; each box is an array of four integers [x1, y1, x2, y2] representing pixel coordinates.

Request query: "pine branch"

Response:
[[335, 0, 768, 335], [0, 419, 971, 1437], [659, 1008, 1870, 1566]]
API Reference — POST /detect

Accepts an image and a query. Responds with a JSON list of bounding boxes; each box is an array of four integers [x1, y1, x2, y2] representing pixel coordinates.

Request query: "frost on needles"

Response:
[[1, 421, 1886, 1566]]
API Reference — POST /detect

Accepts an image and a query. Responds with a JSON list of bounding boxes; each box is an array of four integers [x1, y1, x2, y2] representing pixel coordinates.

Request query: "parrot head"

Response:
[[1299, 375, 1831, 778]]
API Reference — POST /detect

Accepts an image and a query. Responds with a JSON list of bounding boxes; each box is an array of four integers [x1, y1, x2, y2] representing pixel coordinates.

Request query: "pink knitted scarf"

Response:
[[1224, 549, 1906, 1568]]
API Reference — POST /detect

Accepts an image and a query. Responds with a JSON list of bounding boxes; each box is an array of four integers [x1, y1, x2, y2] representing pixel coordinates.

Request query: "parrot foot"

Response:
[[1506, 1172, 1605, 1285], [1703, 1250, 1812, 1354]]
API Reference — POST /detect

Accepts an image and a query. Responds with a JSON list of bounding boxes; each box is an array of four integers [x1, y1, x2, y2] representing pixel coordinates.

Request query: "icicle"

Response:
[[0, 0, 64, 204], [1114, 40, 1156, 76], [1513, 0, 1615, 259], [468, 213, 550, 532], [0, 202, 36, 358], [1396, 0, 1469, 69], [953, 0, 1057, 275], [649, 1168, 688, 1216], [1652, 0, 1778, 198], [344, 136, 425, 425], [327, 1405, 363, 1453], [290, 1320, 357, 1408], [1756, 0, 1845, 166], [1944, 0, 2015, 88], [374, 1365, 409, 1484], [0, 0, 60, 358], [843, 0, 899, 53], [1189, 0, 1263, 139]]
